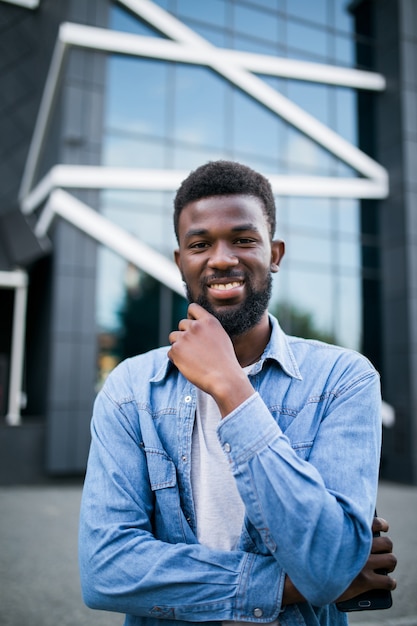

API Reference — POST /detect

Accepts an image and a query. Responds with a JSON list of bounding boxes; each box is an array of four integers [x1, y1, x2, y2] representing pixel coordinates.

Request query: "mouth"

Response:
[[208, 281, 243, 291], [204, 277, 245, 302]]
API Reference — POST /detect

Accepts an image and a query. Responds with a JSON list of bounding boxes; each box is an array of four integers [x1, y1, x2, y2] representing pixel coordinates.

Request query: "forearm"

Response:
[[79, 397, 285, 620], [217, 381, 381, 605], [80, 512, 282, 621]]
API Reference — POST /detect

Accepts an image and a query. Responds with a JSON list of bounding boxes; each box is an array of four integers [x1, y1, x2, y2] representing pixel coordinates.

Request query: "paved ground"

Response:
[[0, 480, 415, 626]]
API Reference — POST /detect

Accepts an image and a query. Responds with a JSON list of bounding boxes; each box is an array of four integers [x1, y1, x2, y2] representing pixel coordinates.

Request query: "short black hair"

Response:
[[173, 160, 276, 241]]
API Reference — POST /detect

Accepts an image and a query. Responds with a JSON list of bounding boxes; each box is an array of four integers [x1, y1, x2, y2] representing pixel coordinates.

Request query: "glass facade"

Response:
[[96, 0, 379, 383]]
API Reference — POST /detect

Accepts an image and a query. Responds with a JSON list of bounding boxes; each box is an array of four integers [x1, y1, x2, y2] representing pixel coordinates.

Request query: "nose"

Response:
[[207, 242, 239, 270]]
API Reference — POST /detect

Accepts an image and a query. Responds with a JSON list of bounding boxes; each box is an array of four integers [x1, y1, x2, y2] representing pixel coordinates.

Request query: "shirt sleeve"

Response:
[[78, 366, 285, 621], [216, 356, 382, 606]]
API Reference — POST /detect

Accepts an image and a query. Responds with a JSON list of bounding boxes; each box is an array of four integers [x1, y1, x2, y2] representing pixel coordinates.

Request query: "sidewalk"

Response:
[[0, 480, 416, 626]]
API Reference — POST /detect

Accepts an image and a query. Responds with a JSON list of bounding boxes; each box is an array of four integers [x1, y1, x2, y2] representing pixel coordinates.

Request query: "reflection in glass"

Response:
[[286, 0, 327, 25], [105, 57, 168, 138], [96, 256, 187, 390], [285, 197, 333, 235], [233, 3, 278, 43], [177, 0, 226, 28], [110, 4, 164, 37], [284, 231, 332, 268], [287, 21, 328, 60], [274, 193, 362, 349], [336, 273, 361, 350], [232, 89, 282, 162], [277, 267, 335, 341], [287, 81, 330, 127], [173, 65, 227, 150], [103, 134, 167, 168]]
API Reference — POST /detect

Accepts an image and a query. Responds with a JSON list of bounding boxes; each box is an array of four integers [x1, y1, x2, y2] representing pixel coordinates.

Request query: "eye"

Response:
[[189, 241, 210, 249], [234, 237, 256, 245]]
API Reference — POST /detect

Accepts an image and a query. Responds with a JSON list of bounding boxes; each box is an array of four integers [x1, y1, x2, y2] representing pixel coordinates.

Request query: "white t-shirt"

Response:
[[191, 367, 279, 626], [191, 386, 245, 550]]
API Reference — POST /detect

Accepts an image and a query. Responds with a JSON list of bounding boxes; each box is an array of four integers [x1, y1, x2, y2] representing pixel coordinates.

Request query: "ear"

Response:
[[270, 239, 285, 273], [174, 249, 182, 273]]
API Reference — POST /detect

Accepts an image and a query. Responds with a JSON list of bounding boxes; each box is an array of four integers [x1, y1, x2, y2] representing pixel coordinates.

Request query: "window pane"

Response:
[[110, 5, 164, 37], [284, 232, 332, 267], [286, 126, 340, 175], [287, 81, 330, 126], [285, 197, 333, 235], [336, 273, 361, 350], [287, 21, 328, 59], [286, 0, 327, 25], [105, 57, 168, 138], [337, 199, 360, 236], [103, 134, 166, 168], [101, 190, 176, 254], [232, 90, 282, 161], [333, 0, 354, 33], [335, 35, 355, 66], [177, 0, 227, 28], [275, 267, 334, 339], [173, 65, 226, 149], [233, 4, 278, 42]]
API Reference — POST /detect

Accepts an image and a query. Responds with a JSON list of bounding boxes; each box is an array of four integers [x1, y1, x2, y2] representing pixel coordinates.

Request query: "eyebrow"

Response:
[[184, 223, 260, 240]]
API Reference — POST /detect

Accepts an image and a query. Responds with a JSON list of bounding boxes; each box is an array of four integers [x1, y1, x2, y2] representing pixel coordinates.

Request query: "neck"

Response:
[[232, 312, 271, 368]]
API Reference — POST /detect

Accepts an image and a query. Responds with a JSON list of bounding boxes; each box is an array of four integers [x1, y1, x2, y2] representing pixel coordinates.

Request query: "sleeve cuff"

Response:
[[234, 552, 285, 621], [217, 392, 283, 468]]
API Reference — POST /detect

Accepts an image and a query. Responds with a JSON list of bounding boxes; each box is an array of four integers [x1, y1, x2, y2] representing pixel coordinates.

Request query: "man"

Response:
[[79, 161, 396, 625]]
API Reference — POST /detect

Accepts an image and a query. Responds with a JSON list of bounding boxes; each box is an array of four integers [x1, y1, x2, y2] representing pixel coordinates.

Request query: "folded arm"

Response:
[[79, 376, 284, 621], [217, 361, 382, 606]]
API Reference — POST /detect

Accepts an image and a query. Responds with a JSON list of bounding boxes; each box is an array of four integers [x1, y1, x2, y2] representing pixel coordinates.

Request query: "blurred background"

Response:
[[0, 0, 416, 623]]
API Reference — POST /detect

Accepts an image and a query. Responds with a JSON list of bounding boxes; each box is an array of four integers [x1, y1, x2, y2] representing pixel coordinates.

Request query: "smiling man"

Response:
[[79, 160, 396, 626]]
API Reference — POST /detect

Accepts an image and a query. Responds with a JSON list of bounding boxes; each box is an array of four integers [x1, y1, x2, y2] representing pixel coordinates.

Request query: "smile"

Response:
[[209, 281, 243, 291]]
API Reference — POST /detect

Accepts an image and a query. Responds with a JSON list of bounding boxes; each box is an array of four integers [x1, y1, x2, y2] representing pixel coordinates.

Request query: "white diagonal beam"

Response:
[[38, 189, 185, 297], [19, 35, 68, 200], [21, 166, 388, 219], [59, 22, 385, 91]]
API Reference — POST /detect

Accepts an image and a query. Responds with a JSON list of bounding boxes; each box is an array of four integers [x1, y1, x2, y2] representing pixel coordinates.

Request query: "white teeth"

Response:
[[210, 282, 241, 290]]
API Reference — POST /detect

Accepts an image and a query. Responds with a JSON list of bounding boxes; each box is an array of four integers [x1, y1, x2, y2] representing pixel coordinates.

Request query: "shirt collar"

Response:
[[251, 314, 303, 380], [151, 313, 303, 384]]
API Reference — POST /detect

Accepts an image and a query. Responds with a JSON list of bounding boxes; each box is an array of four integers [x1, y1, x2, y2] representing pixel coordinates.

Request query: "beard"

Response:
[[185, 271, 272, 338]]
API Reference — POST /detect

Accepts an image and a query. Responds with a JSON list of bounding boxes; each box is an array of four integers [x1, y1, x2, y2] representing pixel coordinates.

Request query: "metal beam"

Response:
[[37, 189, 185, 297], [21, 166, 388, 219], [0, 270, 29, 426], [59, 21, 386, 91]]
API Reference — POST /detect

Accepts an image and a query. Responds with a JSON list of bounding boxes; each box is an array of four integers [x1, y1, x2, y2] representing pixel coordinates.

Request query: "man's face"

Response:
[[174, 194, 284, 338]]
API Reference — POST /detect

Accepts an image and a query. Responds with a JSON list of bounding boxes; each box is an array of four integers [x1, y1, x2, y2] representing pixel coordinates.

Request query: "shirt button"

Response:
[[253, 608, 263, 618], [181, 455, 187, 462], [224, 443, 231, 452], [184, 395, 192, 403]]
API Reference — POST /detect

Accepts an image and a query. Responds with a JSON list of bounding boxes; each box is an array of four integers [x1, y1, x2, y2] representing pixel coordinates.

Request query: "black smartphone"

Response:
[[336, 526, 393, 612]]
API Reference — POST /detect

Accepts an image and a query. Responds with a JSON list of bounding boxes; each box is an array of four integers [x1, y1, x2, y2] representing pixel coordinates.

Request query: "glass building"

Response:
[[0, 0, 416, 485]]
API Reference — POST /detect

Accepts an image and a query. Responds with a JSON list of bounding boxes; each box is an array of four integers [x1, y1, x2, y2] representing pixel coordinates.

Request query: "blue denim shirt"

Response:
[[79, 315, 382, 626]]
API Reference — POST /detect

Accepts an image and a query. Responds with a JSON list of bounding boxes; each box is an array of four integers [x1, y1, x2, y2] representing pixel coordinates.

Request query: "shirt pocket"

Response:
[[146, 448, 177, 490], [270, 404, 321, 462], [144, 448, 188, 542]]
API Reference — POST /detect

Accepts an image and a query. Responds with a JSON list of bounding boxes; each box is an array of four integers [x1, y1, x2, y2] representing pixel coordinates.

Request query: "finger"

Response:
[[372, 535, 394, 554], [374, 572, 397, 591], [178, 318, 192, 331], [368, 552, 398, 573], [187, 302, 209, 320], [169, 330, 181, 345], [372, 516, 389, 533]]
